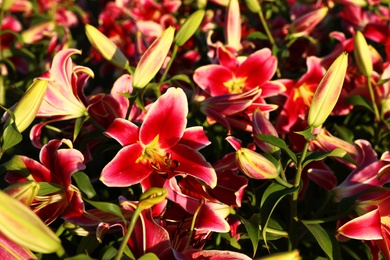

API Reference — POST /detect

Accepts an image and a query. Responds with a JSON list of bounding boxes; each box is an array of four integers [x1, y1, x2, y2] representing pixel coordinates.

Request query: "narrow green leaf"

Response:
[[302, 148, 357, 168], [346, 95, 374, 112], [255, 134, 297, 163], [240, 214, 260, 257], [170, 74, 192, 84], [74, 116, 89, 142], [175, 9, 205, 46], [260, 182, 297, 249], [65, 254, 96, 260], [247, 31, 269, 41], [73, 171, 97, 199], [85, 199, 126, 224], [302, 222, 341, 260], [294, 126, 316, 141], [37, 182, 64, 196]]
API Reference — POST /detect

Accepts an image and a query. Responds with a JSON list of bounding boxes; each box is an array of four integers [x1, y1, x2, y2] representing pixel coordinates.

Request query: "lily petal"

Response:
[[338, 209, 382, 240], [105, 118, 140, 146]]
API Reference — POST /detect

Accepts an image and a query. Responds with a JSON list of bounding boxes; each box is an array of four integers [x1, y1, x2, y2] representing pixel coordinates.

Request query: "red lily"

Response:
[[100, 87, 217, 188], [5, 139, 86, 224]]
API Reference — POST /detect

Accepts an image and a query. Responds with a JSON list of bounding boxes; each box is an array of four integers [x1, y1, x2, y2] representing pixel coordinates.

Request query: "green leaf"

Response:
[[1, 155, 30, 177], [346, 95, 374, 112], [255, 134, 297, 163], [175, 9, 205, 46], [74, 116, 89, 142], [1, 123, 22, 151], [246, 31, 269, 41], [302, 222, 341, 260], [37, 182, 64, 196], [85, 199, 126, 224], [138, 253, 159, 260], [65, 254, 96, 260], [302, 148, 357, 168], [240, 214, 260, 257], [73, 171, 97, 199], [170, 74, 192, 84], [294, 127, 316, 141], [260, 182, 297, 249]]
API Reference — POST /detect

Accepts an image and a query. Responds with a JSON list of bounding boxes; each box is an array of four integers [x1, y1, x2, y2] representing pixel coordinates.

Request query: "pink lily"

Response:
[[338, 189, 390, 260], [332, 141, 390, 202], [5, 139, 86, 224], [193, 47, 283, 97], [100, 87, 217, 188]]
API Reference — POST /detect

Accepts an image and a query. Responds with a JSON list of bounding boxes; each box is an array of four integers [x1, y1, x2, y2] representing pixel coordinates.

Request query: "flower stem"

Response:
[[115, 207, 142, 260], [367, 76, 380, 121]]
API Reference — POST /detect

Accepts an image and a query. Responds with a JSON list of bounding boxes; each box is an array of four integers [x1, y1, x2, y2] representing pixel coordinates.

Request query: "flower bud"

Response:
[[289, 7, 328, 38], [225, 0, 241, 50], [175, 9, 205, 47], [133, 27, 175, 89], [354, 30, 373, 78], [244, 0, 260, 13], [3, 181, 39, 206], [0, 190, 63, 254], [236, 148, 278, 179], [85, 24, 129, 70], [308, 52, 348, 128], [252, 108, 280, 154], [138, 187, 168, 210], [12, 79, 48, 132]]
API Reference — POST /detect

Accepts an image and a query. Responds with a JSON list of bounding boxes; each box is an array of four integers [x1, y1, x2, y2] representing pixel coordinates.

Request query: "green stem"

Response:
[[183, 199, 204, 251], [256, 6, 281, 78], [289, 135, 311, 250], [367, 76, 380, 122], [160, 44, 178, 84], [115, 207, 142, 260]]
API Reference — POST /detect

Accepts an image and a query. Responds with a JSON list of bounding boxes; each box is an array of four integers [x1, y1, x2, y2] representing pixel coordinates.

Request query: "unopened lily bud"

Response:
[[138, 187, 168, 210], [225, 0, 241, 50], [236, 148, 278, 179], [0, 190, 63, 254], [12, 79, 48, 132], [2, 0, 16, 11], [258, 250, 301, 260], [244, 0, 260, 13], [175, 9, 205, 47], [85, 24, 129, 70], [3, 181, 39, 206], [133, 26, 175, 89], [354, 30, 373, 78], [308, 52, 348, 128], [289, 7, 328, 38], [252, 108, 280, 154]]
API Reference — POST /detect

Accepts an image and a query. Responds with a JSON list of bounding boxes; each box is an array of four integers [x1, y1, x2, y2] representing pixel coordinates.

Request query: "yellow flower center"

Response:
[[294, 83, 313, 106], [137, 135, 179, 175], [223, 76, 247, 94]]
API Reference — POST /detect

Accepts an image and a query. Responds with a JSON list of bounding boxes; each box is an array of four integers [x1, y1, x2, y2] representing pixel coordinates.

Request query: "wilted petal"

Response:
[[100, 144, 152, 187], [338, 209, 382, 240], [140, 88, 187, 149]]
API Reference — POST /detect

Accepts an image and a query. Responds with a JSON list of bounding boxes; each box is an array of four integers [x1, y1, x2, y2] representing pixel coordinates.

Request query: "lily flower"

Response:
[[5, 139, 86, 224], [193, 47, 282, 97], [100, 87, 217, 188]]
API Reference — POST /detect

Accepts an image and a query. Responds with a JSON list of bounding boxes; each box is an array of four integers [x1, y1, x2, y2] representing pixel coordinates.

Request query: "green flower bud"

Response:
[[133, 27, 175, 89], [175, 9, 205, 47], [12, 79, 48, 133], [0, 190, 63, 254], [85, 24, 129, 70], [308, 52, 348, 128], [138, 187, 168, 210], [354, 30, 373, 78]]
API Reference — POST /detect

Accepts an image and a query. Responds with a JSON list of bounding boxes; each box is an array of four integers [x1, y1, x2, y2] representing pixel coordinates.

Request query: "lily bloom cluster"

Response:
[[0, 0, 390, 259]]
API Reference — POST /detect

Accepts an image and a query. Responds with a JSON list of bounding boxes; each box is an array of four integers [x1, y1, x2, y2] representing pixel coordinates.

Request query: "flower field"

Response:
[[0, 0, 389, 259]]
